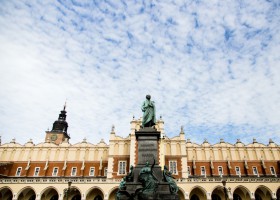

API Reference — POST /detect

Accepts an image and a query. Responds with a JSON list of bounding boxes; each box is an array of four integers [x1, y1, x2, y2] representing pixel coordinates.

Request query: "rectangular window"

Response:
[[52, 167, 59, 176], [270, 166, 276, 175], [252, 167, 258, 176], [187, 166, 191, 176], [104, 167, 108, 176], [169, 161, 177, 174], [16, 167, 22, 176], [201, 166, 206, 176], [34, 167, 40, 176], [89, 167, 95, 176], [218, 166, 223, 176], [118, 161, 126, 175], [235, 166, 241, 176], [71, 167, 77, 176]]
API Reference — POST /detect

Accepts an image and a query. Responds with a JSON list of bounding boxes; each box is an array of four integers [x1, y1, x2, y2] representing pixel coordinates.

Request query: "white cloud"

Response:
[[0, 0, 279, 145]]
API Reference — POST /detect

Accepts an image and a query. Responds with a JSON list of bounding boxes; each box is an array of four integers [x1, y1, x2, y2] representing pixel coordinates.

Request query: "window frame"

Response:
[[187, 166, 191, 176], [201, 166, 206, 176], [52, 167, 59, 176], [34, 167, 40, 176], [235, 166, 241, 177], [71, 167, 77, 176], [169, 160, 178, 175], [118, 161, 126, 175], [270, 166, 276, 175], [89, 167, 95, 176], [218, 166, 223, 176], [15, 167, 22, 176], [252, 166, 258, 176]]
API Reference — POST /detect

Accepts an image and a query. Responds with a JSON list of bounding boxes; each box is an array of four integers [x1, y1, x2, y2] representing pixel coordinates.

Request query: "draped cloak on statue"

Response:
[[141, 99, 156, 127]]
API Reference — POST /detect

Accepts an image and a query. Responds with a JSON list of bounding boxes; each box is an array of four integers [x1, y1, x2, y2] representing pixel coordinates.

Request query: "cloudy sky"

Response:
[[0, 0, 279, 146]]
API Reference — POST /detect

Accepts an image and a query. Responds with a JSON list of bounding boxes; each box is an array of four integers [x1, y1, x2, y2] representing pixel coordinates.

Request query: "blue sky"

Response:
[[0, 0, 279, 145]]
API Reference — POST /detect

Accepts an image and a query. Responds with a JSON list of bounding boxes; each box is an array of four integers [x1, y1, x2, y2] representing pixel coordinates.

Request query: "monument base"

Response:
[[116, 127, 179, 200]]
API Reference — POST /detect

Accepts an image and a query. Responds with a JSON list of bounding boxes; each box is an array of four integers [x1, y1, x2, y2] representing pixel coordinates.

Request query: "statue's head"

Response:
[[145, 161, 149, 166], [130, 165, 133, 169], [164, 165, 168, 170], [146, 95, 151, 100]]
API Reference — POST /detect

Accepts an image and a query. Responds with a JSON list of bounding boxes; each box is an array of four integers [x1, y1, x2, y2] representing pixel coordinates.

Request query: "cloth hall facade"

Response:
[[0, 107, 279, 200]]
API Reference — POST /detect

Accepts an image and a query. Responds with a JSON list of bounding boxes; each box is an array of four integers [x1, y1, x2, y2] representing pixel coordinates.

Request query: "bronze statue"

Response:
[[116, 178, 127, 200], [141, 95, 156, 127], [138, 160, 158, 194], [125, 165, 134, 182], [163, 165, 178, 194]]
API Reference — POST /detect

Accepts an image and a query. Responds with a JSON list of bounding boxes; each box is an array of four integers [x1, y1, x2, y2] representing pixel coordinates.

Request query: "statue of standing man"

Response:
[[141, 95, 156, 127]]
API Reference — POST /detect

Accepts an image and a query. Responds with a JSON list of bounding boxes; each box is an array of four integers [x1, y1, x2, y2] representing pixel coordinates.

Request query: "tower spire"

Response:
[[63, 99, 67, 111], [45, 103, 70, 144]]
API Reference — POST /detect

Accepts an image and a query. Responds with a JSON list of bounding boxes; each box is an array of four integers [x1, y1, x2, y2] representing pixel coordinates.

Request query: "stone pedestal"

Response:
[[116, 127, 179, 200]]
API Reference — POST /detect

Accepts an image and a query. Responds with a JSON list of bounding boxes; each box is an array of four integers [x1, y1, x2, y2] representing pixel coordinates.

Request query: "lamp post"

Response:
[[64, 181, 72, 200], [222, 180, 228, 200]]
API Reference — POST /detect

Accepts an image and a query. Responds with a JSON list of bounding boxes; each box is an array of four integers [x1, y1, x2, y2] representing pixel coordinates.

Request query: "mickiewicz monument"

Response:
[[141, 95, 156, 128], [116, 95, 179, 200]]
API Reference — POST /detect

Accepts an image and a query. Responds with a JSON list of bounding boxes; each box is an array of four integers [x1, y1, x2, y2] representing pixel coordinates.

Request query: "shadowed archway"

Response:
[[255, 185, 272, 200], [86, 187, 104, 200], [211, 186, 224, 200], [190, 186, 207, 200], [177, 188, 185, 200], [41, 186, 59, 200], [17, 187, 36, 200], [0, 187, 13, 200], [233, 186, 251, 200], [108, 187, 118, 200], [63, 186, 81, 200]]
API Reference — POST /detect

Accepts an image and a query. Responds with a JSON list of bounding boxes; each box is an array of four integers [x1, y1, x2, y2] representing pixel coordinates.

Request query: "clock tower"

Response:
[[45, 103, 70, 144]]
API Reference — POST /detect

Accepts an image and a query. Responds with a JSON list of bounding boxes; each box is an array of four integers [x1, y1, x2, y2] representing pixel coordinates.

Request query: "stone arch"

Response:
[[254, 185, 273, 200], [94, 149, 99, 160], [189, 186, 207, 200], [114, 143, 119, 155], [103, 149, 108, 159], [276, 187, 280, 200], [86, 186, 104, 200], [63, 186, 82, 200], [124, 143, 129, 155], [166, 143, 171, 155], [232, 185, 250, 200], [40, 186, 59, 200], [177, 187, 186, 200], [211, 186, 225, 200], [176, 143, 181, 154], [0, 186, 13, 200], [108, 186, 119, 200], [17, 186, 36, 200]]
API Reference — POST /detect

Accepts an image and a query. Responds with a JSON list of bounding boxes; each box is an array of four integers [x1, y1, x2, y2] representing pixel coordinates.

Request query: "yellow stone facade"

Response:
[[0, 117, 279, 200]]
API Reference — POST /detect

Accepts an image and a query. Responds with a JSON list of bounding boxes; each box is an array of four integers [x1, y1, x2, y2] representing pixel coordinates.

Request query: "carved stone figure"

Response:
[[162, 165, 178, 194], [141, 95, 156, 127]]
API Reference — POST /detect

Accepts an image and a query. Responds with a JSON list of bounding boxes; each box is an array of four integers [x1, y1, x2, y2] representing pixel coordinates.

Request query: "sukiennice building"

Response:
[[0, 106, 279, 200]]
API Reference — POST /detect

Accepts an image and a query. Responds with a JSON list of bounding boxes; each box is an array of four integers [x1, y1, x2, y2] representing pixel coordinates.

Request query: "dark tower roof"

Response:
[[51, 104, 69, 134]]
